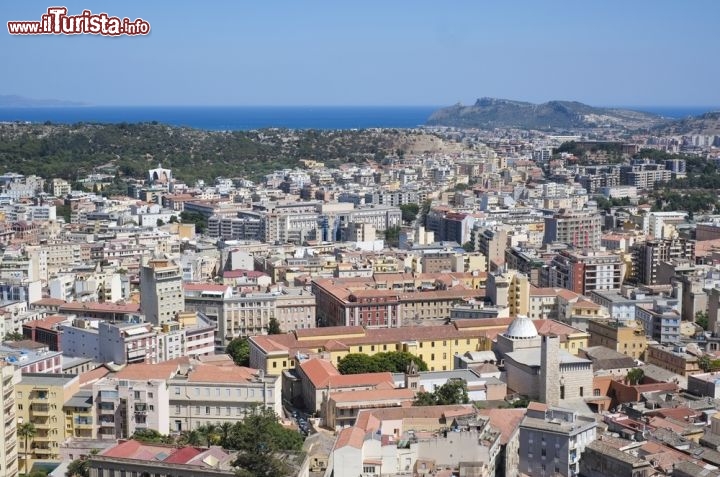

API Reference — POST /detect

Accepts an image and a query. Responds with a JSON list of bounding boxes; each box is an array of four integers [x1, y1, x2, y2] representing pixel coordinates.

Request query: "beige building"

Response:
[[587, 320, 648, 360], [140, 257, 184, 326], [645, 344, 702, 377], [1, 361, 22, 477], [184, 283, 317, 347], [168, 360, 281, 432], [16, 373, 81, 472]]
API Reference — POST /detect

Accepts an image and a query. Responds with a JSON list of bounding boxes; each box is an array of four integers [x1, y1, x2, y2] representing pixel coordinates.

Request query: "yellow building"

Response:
[[508, 272, 530, 317], [587, 320, 648, 360], [249, 317, 589, 375], [2, 361, 22, 477], [16, 373, 80, 472]]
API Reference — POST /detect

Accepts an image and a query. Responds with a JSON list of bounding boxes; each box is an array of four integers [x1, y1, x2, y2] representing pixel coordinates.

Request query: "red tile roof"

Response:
[[183, 283, 231, 292], [477, 408, 526, 445], [59, 302, 140, 313], [23, 315, 67, 330], [335, 427, 366, 449]]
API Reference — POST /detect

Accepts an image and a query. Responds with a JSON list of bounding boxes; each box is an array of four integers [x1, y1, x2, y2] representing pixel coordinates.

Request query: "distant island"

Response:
[[0, 94, 87, 107], [426, 97, 668, 130]]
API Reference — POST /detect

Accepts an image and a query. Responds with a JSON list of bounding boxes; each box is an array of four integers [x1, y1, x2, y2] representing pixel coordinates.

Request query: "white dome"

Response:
[[504, 315, 538, 339]]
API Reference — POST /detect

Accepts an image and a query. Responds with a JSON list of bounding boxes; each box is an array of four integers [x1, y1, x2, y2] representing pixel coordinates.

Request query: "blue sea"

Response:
[[0, 105, 716, 131], [0, 106, 439, 131]]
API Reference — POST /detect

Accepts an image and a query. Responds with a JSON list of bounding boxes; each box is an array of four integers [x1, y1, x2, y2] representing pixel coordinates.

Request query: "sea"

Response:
[[0, 106, 439, 131], [0, 105, 716, 131]]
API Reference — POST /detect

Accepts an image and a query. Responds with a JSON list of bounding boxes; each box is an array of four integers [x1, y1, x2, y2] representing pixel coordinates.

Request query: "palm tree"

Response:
[[626, 368, 645, 386], [17, 421, 37, 475], [218, 422, 233, 448], [198, 423, 220, 446], [176, 429, 201, 447]]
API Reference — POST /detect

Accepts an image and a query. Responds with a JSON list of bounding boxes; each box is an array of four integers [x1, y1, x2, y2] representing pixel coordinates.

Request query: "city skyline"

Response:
[[2, 0, 720, 107]]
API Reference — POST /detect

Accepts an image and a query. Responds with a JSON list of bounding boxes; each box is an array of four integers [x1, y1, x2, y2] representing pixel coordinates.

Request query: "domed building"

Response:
[[495, 315, 593, 405], [495, 314, 541, 357]]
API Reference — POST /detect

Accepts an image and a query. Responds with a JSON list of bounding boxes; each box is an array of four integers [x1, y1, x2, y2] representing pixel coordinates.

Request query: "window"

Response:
[[579, 387, 584, 397], [273, 362, 277, 368], [593, 388, 601, 397], [174, 387, 180, 395], [205, 406, 210, 415], [560, 385, 565, 400]]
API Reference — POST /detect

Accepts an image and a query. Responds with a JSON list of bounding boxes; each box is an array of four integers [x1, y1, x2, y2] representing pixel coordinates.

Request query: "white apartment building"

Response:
[[1, 360, 21, 477]]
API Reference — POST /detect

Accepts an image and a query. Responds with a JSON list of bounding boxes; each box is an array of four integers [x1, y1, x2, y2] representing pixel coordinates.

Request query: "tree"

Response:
[[130, 428, 173, 444], [229, 407, 303, 477], [413, 391, 437, 406], [434, 380, 469, 405], [18, 421, 37, 475], [66, 449, 98, 477], [384, 226, 401, 248], [4, 330, 24, 341], [696, 311, 709, 331], [176, 429, 202, 447], [413, 380, 469, 406], [419, 199, 432, 227], [156, 218, 165, 227], [337, 351, 428, 375], [625, 368, 644, 385], [462, 241, 475, 253], [337, 353, 379, 375], [266, 317, 282, 335], [198, 424, 220, 446], [699, 354, 713, 373], [180, 211, 207, 234], [226, 337, 250, 367], [399, 203, 419, 224], [169, 215, 178, 223], [218, 422, 234, 448]]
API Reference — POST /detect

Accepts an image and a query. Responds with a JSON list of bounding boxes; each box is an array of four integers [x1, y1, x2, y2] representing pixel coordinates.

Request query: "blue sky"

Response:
[[2, 1, 719, 106]]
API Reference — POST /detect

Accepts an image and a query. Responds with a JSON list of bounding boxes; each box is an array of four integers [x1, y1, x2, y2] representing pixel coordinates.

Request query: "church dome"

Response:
[[504, 314, 538, 339]]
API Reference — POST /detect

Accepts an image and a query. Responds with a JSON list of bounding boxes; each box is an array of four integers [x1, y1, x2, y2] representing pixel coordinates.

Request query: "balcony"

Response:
[[31, 405, 51, 416], [75, 422, 93, 429], [33, 434, 51, 442], [33, 420, 52, 430], [33, 447, 54, 456], [134, 404, 148, 414], [98, 406, 115, 414]]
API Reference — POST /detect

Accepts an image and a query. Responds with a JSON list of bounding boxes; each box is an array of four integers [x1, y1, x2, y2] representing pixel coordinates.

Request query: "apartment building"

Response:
[[312, 275, 485, 328], [140, 257, 184, 326], [547, 249, 623, 295], [518, 403, 597, 477], [93, 373, 170, 440], [184, 283, 316, 347], [631, 238, 695, 285], [1, 360, 21, 477], [16, 373, 81, 472], [329, 405, 501, 477], [543, 209, 602, 249], [587, 320, 648, 360]]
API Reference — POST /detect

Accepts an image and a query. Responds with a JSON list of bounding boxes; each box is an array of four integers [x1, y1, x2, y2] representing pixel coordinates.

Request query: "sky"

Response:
[[2, 0, 719, 107]]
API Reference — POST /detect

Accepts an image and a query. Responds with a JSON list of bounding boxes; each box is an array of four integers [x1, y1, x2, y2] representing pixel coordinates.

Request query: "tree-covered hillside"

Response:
[[0, 122, 436, 183]]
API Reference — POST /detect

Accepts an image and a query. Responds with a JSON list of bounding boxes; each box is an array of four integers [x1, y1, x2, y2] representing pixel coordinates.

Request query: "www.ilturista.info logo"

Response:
[[8, 7, 150, 36]]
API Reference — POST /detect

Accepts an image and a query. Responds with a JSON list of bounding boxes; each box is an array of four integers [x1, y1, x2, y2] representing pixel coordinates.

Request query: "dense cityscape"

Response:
[[0, 115, 719, 477]]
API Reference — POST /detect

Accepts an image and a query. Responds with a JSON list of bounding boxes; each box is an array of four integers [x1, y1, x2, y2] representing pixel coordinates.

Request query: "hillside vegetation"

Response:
[[0, 122, 452, 183]]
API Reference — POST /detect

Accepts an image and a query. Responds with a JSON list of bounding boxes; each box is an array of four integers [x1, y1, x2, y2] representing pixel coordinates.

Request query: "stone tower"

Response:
[[405, 361, 420, 390], [540, 334, 561, 406]]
